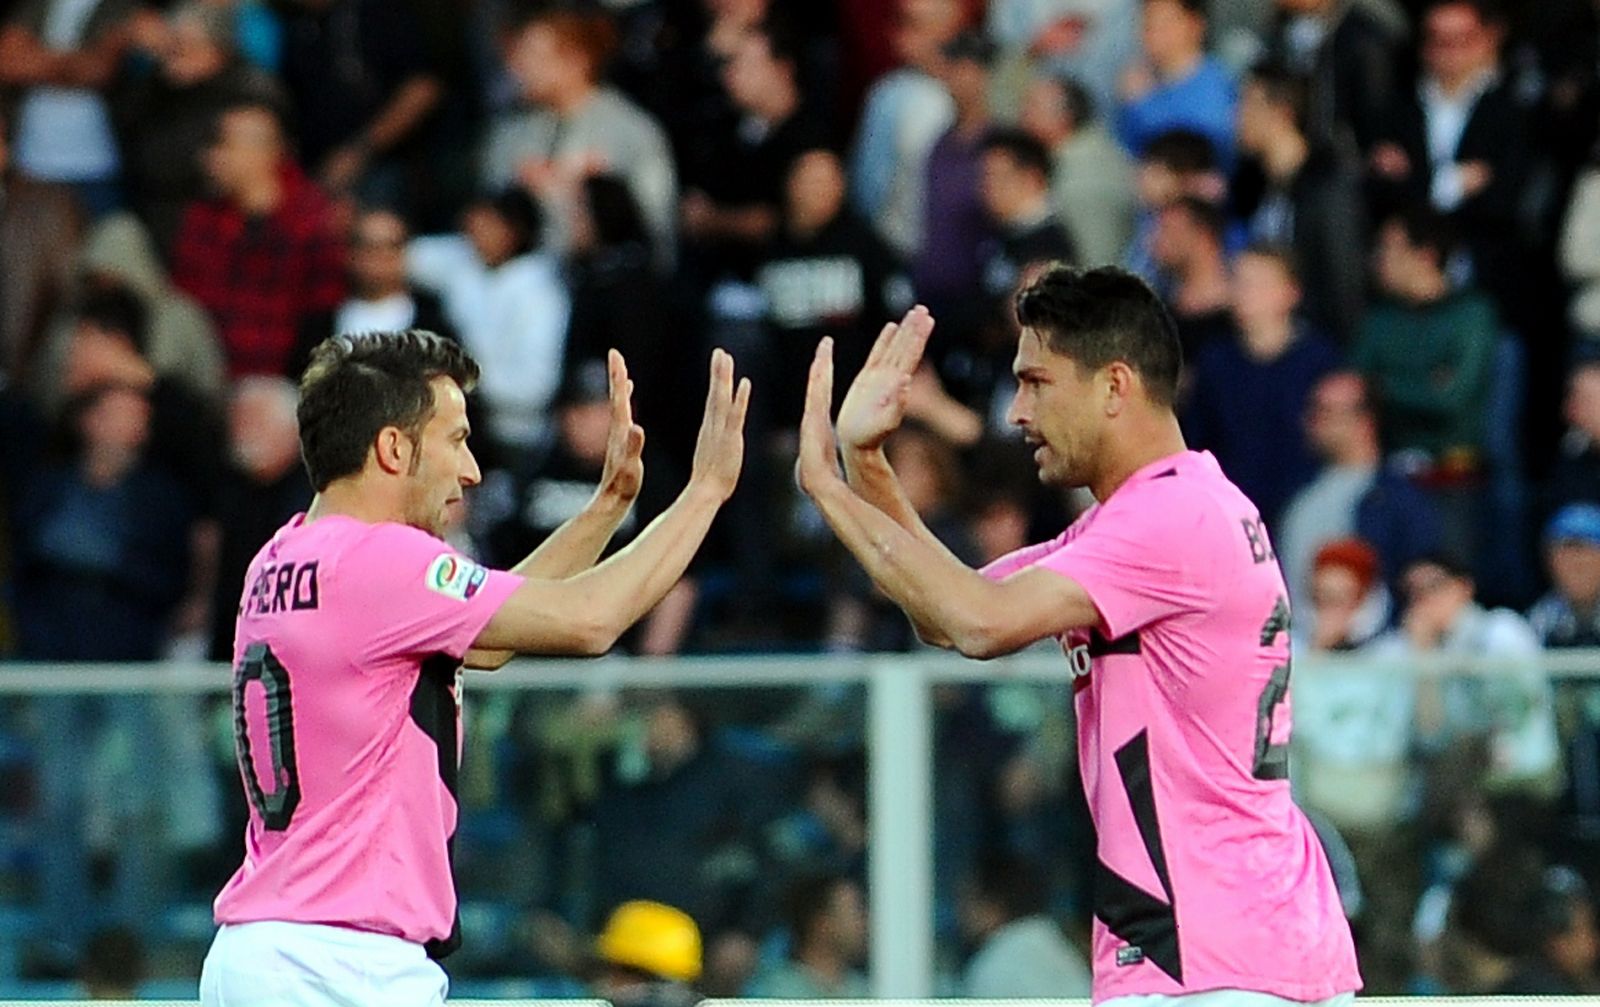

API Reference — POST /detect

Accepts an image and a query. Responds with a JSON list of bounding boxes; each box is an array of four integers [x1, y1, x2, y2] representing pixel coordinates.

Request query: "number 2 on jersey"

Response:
[[1252, 596, 1292, 780], [232, 642, 302, 830]]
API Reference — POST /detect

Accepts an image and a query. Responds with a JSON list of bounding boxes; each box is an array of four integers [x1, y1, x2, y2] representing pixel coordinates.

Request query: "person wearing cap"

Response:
[[1528, 504, 1600, 649], [592, 900, 705, 1007]]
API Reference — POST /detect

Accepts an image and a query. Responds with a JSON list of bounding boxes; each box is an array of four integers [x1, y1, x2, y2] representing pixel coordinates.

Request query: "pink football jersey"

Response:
[[214, 514, 522, 957], [985, 451, 1361, 1003]]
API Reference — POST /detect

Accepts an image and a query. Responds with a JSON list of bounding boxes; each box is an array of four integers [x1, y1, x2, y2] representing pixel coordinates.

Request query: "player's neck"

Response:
[[1092, 413, 1187, 502], [306, 480, 406, 527]]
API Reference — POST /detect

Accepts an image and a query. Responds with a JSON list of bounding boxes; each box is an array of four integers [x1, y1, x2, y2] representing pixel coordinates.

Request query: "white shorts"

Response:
[[200, 920, 449, 1007], [1101, 991, 1357, 1007]]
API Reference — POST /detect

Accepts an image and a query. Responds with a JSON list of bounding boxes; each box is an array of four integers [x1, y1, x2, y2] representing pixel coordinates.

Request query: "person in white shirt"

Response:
[[407, 189, 570, 460]]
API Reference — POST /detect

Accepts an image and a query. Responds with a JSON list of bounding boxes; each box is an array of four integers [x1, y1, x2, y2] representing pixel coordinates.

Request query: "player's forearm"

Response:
[[841, 447, 948, 554], [808, 477, 999, 656], [508, 493, 632, 580], [564, 481, 724, 647]]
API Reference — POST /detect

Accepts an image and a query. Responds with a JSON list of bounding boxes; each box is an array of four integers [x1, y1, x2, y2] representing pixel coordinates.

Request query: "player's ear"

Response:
[[1103, 361, 1136, 417], [373, 425, 410, 475]]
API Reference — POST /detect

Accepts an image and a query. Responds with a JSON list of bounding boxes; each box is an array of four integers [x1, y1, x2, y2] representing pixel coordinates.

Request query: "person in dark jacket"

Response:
[[1234, 62, 1368, 344], [1266, 0, 1407, 154]]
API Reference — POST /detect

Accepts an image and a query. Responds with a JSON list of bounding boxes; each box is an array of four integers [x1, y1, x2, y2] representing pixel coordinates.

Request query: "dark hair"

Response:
[[1239, 241, 1302, 286], [1014, 265, 1183, 406], [972, 851, 1050, 921], [751, 15, 802, 70], [1246, 61, 1310, 133], [1387, 203, 1459, 268], [1055, 74, 1095, 127], [297, 330, 480, 491], [77, 284, 150, 355], [583, 173, 649, 249], [472, 187, 545, 257], [1142, 129, 1217, 174], [982, 127, 1053, 182], [1162, 194, 1226, 243], [1403, 549, 1474, 583], [783, 874, 854, 952]]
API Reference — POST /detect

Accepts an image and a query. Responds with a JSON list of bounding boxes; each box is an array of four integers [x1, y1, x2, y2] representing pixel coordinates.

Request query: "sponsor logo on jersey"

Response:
[[426, 553, 485, 601]]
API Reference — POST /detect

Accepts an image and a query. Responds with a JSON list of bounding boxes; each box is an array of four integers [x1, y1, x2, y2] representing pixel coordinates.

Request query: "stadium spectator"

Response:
[[987, 0, 1140, 122], [678, 17, 827, 289], [1560, 159, 1600, 340], [0, 0, 134, 217], [206, 376, 310, 662], [483, 9, 677, 263], [749, 874, 869, 998], [1115, 0, 1237, 165], [1366, 0, 1531, 316], [1263, 0, 1406, 154], [112, 0, 284, 258], [1546, 353, 1600, 514], [54, 284, 227, 517], [1353, 207, 1495, 496], [913, 30, 998, 354], [1494, 865, 1600, 994], [407, 188, 569, 463], [1301, 538, 1394, 651], [1369, 553, 1561, 798], [593, 900, 705, 1007], [1234, 61, 1368, 343], [958, 851, 1091, 997], [292, 207, 453, 378], [1528, 504, 1600, 649], [1123, 128, 1226, 288], [0, 106, 84, 383], [171, 101, 347, 378], [850, 0, 961, 259], [1018, 73, 1137, 268], [1278, 371, 1443, 608], [563, 175, 681, 444], [32, 212, 225, 407], [274, 0, 444, 208], [1149, 195, 1233, 356], [1182, 244, 1342, 527], [10, 381, 198, 964], [757, 150, 912, 430], [976, 129, 1078, 334]]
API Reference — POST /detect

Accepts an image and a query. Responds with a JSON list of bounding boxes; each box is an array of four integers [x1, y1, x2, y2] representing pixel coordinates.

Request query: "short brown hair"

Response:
[[297, 330, 479, 491]]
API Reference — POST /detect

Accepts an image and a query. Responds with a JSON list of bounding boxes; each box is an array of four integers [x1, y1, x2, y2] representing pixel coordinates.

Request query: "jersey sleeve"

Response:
[[341, 524, 524, 664], [1030, 490, 1217, 639], [980, 528, 1072, 582]]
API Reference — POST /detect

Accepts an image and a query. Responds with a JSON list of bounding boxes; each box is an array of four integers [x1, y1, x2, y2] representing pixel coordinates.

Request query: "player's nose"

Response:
[[461, 447, 482, 487]]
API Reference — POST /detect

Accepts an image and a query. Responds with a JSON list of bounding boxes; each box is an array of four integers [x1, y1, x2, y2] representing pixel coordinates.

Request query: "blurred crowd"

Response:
[[1, 0, 1600, 997]]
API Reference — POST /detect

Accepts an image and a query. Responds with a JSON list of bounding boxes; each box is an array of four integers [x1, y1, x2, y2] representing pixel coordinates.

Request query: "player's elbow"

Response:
[[568, 612, 624, 657]]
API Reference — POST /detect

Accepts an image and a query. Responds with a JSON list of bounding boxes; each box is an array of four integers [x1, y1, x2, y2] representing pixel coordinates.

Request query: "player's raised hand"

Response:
[[596, 348, 646, 506], [689, 348, 752, 502], [796, 338, 844, 497], [835, 305, 935, 451]]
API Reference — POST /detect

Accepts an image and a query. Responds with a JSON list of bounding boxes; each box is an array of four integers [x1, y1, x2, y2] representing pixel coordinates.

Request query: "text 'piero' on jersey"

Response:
[[242, 561, 320, 616]]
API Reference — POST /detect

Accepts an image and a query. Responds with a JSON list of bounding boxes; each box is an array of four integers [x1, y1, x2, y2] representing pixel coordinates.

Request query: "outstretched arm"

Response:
[[465, 350, 646, 669], [798, 339, 1099, 657], [835, 306, 951, 554], [471, 350, 751, 657]]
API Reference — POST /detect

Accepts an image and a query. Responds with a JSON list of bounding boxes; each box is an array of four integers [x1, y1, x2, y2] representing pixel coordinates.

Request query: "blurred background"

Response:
[[2, 0, 1600, 999]]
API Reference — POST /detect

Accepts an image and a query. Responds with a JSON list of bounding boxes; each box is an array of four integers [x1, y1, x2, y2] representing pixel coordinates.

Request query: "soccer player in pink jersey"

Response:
[[199, 330, 750, 1006], [795, 266, 1361, 1006]]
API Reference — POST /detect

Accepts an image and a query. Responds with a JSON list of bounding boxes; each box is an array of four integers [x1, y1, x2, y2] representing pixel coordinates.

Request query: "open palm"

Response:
[[835, 306, 935, 451]]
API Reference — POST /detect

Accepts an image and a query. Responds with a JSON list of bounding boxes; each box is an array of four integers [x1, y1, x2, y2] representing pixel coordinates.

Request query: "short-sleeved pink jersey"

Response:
[[214, 514, 522, 957], [984, 451, 1360, 1003]]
